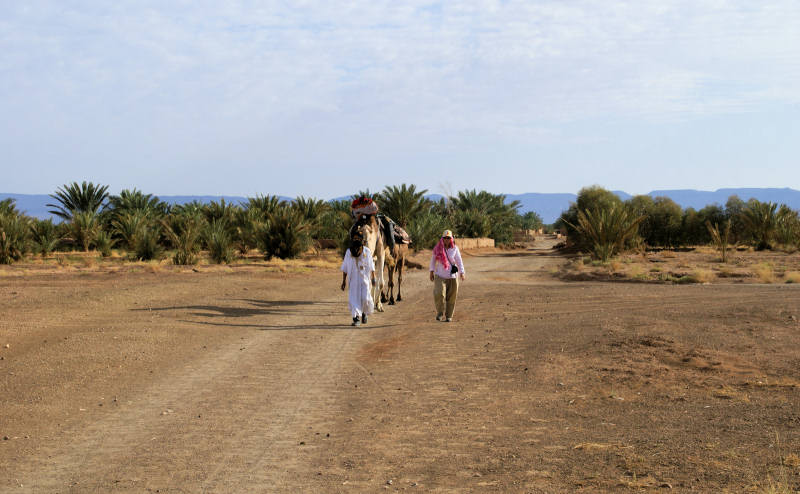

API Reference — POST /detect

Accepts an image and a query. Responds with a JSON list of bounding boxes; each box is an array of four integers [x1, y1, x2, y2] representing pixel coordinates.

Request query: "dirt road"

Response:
[[1, 239, 799, 492]]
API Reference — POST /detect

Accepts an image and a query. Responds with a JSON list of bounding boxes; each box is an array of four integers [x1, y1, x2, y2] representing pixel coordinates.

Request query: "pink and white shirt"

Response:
[[429, 246, 465, 279]]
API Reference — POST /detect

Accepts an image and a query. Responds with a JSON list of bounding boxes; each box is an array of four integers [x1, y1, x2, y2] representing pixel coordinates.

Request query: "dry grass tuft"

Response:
[[783, 271, 800, 284], [692, 268, 715, 284], [753, 263, 776, 283], [627, 264, 645, 280], [573, 442, 619, 451]]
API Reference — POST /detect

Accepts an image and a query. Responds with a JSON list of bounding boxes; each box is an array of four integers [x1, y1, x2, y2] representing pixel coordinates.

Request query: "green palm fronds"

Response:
[[68, 211, 101, 252], [740, 200, 782, 250], [107, 189, 168, 218], [205, 219, 235, 264], [256, 209, 311, 260], [0, 212, 30, 264], [30, 219, 62, 257], [47, 181, 109, 220], [569, 206, 645, 261], [378, 184, 430, 227], [163, 213, 205, 265]]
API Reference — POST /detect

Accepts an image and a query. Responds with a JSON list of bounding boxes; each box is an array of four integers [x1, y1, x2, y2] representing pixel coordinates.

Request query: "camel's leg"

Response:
[[387, 264, 395, 305], [396, 258, 404, 302], [374, 250, 385, 312]]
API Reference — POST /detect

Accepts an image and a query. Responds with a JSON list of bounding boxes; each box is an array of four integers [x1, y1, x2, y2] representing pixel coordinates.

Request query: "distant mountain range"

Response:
[[3, 188, 799, 224]]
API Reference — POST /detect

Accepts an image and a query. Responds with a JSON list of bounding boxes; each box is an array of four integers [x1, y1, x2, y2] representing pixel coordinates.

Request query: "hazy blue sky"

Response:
[[2, 1, 799, 198]]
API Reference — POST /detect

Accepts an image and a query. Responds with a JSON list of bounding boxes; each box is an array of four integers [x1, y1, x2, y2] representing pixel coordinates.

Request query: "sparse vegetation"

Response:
[[706, 219, 732, 263]]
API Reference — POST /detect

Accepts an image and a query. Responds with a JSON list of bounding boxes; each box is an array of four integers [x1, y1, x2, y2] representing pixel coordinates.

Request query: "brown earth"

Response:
[[1, 237, 799, 493]]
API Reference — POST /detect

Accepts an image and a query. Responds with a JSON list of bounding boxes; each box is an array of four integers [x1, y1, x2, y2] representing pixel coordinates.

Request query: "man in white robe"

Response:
[[340, 236, 375, 326]]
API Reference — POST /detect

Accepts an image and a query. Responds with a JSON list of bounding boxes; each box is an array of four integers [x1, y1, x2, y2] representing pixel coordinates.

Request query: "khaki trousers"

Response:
[[433, 275, 459, 319]]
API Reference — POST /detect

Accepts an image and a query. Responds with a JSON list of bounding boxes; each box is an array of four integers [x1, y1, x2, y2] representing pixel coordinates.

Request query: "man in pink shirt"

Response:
[[429, 230, 466, 322]]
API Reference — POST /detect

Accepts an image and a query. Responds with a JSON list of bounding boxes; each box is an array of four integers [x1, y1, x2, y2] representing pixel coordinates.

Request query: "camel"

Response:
[[382, 242, 408, 305], [350, 214, 387, 312]]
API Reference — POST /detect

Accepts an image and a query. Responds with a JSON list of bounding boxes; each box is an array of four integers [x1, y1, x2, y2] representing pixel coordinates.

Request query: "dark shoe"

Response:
[[361, 314, 368, 324], [352, 317, 360, 327], [445, 317, 452, 322], [436, 313, 443, 321]]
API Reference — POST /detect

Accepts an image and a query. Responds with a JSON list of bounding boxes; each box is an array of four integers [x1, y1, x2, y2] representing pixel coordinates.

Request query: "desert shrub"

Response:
[[30, 219, 62, 257], [205, 219, 235, 264], [256, 209, 312, 260], [94, 230, 115, 257], [691, 268, 715, 284], [784, 272, 800, 284], [406, 211, 448, 251], [162, 212, 204, 265], [0, 213, 30, 264], [68, 211, 101, 252], [568, 205, 645, 262], [753, 262, 775, 283]]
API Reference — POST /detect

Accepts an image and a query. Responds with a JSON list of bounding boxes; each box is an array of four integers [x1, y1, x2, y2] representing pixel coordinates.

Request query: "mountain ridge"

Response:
[[3, 188, 799, 224]]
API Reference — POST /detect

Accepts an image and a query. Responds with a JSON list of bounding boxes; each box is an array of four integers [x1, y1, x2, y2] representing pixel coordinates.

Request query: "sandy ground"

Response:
[[1, 237, 799, 493]]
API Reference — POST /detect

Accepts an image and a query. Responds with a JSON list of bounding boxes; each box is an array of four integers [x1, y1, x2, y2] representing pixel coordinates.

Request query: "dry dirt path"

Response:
[[2, 238, 799, 493]]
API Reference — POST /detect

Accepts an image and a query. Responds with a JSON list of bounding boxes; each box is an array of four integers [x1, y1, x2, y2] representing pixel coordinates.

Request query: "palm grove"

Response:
[[2, 182, 798, 266], [0, 182, 539, 265], [558, 186, 800, 262]]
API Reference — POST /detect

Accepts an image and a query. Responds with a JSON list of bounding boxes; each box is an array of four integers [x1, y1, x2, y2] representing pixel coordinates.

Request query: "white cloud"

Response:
[[1, 1, 799, 194]]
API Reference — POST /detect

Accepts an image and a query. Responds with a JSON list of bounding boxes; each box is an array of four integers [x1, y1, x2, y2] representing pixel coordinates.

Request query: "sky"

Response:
[[2, 1, 799, 199]]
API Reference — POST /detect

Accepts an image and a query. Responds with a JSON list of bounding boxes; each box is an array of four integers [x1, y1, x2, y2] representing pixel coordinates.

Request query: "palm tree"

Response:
[[107, 189, 168, 218], [203, 198, 238, 226], [706, 219, 732, 263], [378, 184, 430, 227], [740, 200, 782, 250], [47, 181, 109, 220], [162, 211, 205, 265], [0, 198, 19, 216], [256, 209, 312, 260], [0, 211, 30, 264], [245, 195, 286, 220], [292, 196, 330, 223], [30, 219, 62, 257], [68, 211, 101, 252], [569, 205, 645, 261], [449, 189, 521, 244]]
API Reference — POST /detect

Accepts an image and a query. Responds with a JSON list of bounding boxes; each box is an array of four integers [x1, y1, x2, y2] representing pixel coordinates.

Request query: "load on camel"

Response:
[[349, 196, 412, 309]]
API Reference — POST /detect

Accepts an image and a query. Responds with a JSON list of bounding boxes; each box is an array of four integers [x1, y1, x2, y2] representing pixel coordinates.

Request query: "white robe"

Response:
[[341, 247, 375, 318]]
